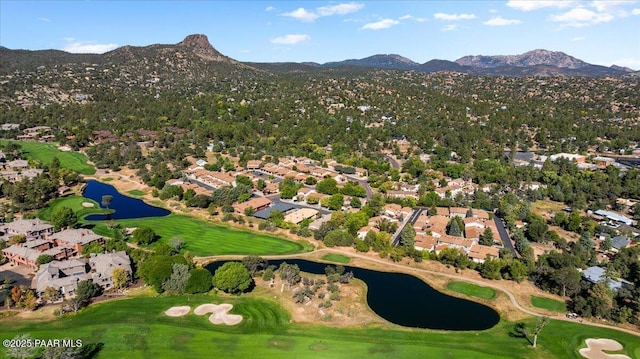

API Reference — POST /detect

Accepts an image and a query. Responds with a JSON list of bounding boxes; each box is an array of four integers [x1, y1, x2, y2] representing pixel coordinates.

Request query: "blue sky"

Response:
[[1, 1, 639, 69]]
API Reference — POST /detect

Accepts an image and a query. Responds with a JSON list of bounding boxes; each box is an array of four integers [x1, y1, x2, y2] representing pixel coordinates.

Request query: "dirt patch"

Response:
[[252, 273, 386, 328], [579, 338, 631, 359], [81, 202, 95, 208], [165, 306, 190, 317], [193, 303, 242, 325]]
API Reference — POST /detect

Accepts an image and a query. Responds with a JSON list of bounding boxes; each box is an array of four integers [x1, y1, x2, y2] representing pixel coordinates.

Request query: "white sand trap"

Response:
[[81, 202, 95, 208], [165, 306, 191, 317], [194, 303, 243, 325], [579, 338, 631, 359]]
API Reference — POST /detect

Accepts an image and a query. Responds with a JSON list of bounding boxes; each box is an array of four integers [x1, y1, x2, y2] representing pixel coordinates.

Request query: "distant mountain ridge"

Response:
[[0, 34, 633, 77], [455, 49, 590, 69]]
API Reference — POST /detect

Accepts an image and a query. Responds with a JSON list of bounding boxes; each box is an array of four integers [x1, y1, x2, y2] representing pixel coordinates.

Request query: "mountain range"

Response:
[[0, 34, 635, 77]]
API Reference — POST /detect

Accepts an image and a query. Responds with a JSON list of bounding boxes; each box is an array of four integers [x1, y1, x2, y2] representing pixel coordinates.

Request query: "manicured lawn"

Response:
[[37, 196, 111, 221], [531, 296, 567, 313], [321, 254, 351, 264], [88, 214, 311, 256], [0, 140, 96, 175], [127, 190, 145, 196], [1, 295, 638, 359], [447, 281, 497, 300]]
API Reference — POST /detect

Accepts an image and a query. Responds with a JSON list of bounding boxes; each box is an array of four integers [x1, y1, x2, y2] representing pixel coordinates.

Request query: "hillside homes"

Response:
[[33, 251, 132, 298], [412, 208, 501, 263], [1, 219, 103, 270]]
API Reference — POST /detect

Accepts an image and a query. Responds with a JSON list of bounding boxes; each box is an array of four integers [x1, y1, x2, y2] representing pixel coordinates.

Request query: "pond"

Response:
[[82, 180, 170, 220], [207, 259, 500, 331]]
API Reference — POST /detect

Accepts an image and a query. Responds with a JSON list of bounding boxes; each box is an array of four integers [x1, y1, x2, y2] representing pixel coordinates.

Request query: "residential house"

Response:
[[233, 196, 272, 214], [414, 233, 437, 252], [1, 219, 55, 239], [33, 259, 90, 298], [582, 266, 631, 292], [246, 160, 262, 170], [467, 244, 500, 264], [49, 228, 104, 254], [357, 225, 379, 240], [89, 251, 132, 289], [611, 236, 631, 251], [386, 190, 418, 200], [284, 208, 319, 225], [2, 245, 41, 270]]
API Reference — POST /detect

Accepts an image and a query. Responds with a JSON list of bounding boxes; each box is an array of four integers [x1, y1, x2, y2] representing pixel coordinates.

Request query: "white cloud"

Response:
[[398, 14, 428, 22], [270, 34, 310, 45], [265, 6, 276, 12], [62, 41, 118, 54], [550, 7, 614, 27], [571, 36, 586, 41], [483, 17, 522, 26], [282, 3, 364, 22], [361, 19, 399, 30], [317, 2, 364, 16], [282, 8, 319, 22], [632, 8, 640, 14], [489, 9, 499, 13], [433, 13, 476, 21], [38, 17, 51, 23], [442, 24, 459, 31], [591, 0, 638, 13], [507, 0, 577, 11]]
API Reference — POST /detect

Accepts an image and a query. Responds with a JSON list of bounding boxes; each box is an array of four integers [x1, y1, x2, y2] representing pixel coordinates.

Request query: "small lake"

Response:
[[83, 180, 170, 220], [207, 259, 500, 331]]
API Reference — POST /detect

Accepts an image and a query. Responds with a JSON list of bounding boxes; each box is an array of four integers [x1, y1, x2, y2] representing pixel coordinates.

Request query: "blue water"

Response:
[[207, 259, 500, 330], [82, 180, 170, 220]]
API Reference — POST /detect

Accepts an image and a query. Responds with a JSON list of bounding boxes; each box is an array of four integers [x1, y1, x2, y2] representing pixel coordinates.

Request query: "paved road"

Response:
[[392, 208, 423, 246], [384, 154, 401, 169], [196, 249, 640, 337], [344, 174, 373, 199], [494, 215, 519, 258]]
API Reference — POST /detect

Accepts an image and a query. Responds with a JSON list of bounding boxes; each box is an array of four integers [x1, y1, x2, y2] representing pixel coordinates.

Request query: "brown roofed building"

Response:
[[233, 197, 272, 214], [468, 244, 500, 264]]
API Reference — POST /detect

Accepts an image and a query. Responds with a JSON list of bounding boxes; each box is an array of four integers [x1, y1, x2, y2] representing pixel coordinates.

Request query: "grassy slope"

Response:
[[37, 196, 111, 220], [0, 140, 95, 175], [531, 296, 568, 313], [88, 214, 309, 256], [447, 281, 497, 300], [321, 253, 351, 263], [1, 296, 638, 359], [37, 193, 309, 256]]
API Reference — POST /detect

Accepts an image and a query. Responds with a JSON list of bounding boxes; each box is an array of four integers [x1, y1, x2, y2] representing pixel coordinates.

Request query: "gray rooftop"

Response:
[[611, 236, 631, 250], [50, 228, 103, 246]]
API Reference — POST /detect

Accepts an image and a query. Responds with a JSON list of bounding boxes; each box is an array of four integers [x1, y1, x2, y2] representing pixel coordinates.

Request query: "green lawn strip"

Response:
[[127, 190, 145, 196], [88, 214, 310, 256], [2, 296, 638, 359], [446, 281, 497, 300], [0, 140, 95, 175], [37, 196, 111, 221], [320, 253, 351, 264], [531, 296, 567, 313]]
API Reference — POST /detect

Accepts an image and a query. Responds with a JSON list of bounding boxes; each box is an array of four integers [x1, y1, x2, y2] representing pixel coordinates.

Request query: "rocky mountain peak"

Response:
[[179, 34, 213, 51], [178, 34, 230, 62]]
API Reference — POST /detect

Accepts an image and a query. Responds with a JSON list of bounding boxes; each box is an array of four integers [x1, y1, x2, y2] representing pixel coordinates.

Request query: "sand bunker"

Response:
[[164, 306, 191, 317], [194, 303, 243, 325], [579, 338, 631, 359], [81, 202, 95, 208]]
